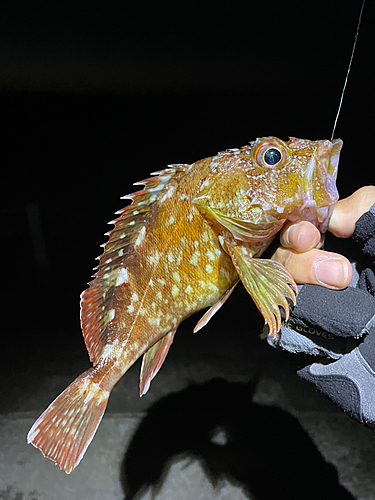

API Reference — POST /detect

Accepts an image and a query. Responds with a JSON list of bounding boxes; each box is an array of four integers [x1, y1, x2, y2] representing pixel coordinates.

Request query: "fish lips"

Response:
[[322, 138, 342, 200], [288, 138, 342, 233], [315, 138, 342, 232]]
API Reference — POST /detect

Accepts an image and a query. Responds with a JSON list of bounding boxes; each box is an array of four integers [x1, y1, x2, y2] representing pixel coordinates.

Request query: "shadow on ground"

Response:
[[120, 378, 354, 500]]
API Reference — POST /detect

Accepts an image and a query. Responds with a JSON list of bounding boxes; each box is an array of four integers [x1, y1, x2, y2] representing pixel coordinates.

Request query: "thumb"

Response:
[[329, 186, 375, 238]]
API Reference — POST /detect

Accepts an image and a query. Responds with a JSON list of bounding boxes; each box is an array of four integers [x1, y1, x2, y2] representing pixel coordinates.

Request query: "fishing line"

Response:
[[331, 0, 366, 140]]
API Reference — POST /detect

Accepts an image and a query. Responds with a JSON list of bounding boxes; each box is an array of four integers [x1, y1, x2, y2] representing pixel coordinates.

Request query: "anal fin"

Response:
[[139, 330, 176, 396], [227, 245, 297, 337], [193, 282, 238, 333]]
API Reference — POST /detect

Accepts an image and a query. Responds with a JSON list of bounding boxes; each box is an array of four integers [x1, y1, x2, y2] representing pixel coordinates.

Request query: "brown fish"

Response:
[[27, 136, 342, 473]]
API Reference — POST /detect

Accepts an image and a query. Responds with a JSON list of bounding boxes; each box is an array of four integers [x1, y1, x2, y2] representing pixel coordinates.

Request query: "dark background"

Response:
[[1, 0, 373, 344]]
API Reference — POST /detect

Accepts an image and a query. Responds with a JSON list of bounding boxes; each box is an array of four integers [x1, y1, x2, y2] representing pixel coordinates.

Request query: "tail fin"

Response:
[[27, 368, 110, 474]]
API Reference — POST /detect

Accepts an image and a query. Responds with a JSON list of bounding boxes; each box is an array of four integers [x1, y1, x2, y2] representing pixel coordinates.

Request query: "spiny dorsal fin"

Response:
[[80, 164, 189, 365]]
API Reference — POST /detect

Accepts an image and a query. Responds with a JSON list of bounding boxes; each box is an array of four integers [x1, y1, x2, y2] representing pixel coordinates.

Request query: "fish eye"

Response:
[[263, 148, 281, 166], [254, 141, 288, 168]]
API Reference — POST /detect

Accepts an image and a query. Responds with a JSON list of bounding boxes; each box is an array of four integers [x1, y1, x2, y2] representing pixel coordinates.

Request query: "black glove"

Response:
[[267, 203, 375, 425]]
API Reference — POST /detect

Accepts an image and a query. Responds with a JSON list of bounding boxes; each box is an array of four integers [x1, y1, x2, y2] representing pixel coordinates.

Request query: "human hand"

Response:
[[283, 186, 375, 426], [272, 186, 375, 290]]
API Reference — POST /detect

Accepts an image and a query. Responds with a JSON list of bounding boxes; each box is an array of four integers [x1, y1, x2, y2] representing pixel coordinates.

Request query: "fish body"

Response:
[[28, 136, 342, 473]]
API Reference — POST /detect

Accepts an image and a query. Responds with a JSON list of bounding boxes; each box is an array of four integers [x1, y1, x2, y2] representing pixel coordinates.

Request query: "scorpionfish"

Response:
[[28, 136, 342, 473]]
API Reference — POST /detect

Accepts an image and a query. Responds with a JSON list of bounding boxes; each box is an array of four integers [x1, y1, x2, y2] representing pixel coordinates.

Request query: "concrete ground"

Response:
[[2, 300, 375, 500]]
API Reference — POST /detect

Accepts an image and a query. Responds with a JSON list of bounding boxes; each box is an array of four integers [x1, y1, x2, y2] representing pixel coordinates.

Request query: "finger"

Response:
[[274, 247, 352, 289], [330, 186, 375, 238], [279, 221, 323, 252]]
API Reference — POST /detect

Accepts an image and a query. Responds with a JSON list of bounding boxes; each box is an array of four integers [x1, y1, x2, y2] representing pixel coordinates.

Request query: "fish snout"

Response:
[[313, 138, 342, 232], [316, 139, 342, 201]]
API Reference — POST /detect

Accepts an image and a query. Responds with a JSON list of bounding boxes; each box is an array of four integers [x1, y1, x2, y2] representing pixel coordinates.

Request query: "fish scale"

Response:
[[27, 135, 342, 473]]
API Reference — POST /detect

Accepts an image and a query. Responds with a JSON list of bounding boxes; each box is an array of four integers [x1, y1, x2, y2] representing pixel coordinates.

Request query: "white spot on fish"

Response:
[[172, 272, 181, 283], [206, 264, 213, 274], [166, 215, 175, 226], [135, 226, 146, 247], [206, 250, 215, 261], [156, 291, 163, 300], [127, 304, 134, 313], [187, 213, 193, 222], [202, 231, 210, 243], [168, 251, 174, 263], [118, 249, 124, 257], [207, 281, 219, 292], [160, 185, 176, 203], [101, 343, 113, 358], [149, 250, 160, 265], [171, 285, 180, 297], [131, 292, 139, 302], [176, 249, 183, 266], [116, 268, 129, 286], [166, 186, 175, 198], [189, 250, 201, 266], [185, 284, 193, 294], [157, 278, 166, 286]]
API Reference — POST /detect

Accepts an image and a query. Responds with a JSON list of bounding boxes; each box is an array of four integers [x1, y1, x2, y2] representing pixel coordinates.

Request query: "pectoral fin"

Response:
[[193, 203, 283, 242], [139, 330, 176, 396], [227, 245, 297, 337]]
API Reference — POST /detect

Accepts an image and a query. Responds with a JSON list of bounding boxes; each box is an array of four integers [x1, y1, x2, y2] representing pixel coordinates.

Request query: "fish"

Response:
[[27, 136, 342, 473]]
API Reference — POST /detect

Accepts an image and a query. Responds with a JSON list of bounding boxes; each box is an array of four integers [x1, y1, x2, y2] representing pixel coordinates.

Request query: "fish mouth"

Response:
[[325, 138, 342, 193], [315, 138, 342, 232], [288, 138, 342, 232]]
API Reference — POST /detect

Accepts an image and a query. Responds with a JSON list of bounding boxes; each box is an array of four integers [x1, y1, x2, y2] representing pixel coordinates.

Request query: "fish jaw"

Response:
[[287, 138, 342, 232]]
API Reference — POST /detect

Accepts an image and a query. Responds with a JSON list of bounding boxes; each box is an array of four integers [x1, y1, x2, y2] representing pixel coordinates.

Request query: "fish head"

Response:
[[242, 136, 341, 232], [193, 136, 342, 242]]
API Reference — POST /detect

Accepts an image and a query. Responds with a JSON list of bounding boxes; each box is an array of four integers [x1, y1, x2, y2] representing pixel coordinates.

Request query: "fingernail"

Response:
[[313, 259, 349, 288], [284, 226, 291, 246], [284, 225, 297, 247]]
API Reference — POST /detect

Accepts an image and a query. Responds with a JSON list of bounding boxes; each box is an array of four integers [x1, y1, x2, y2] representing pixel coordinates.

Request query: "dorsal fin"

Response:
[[80, 164, 189, 365]]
